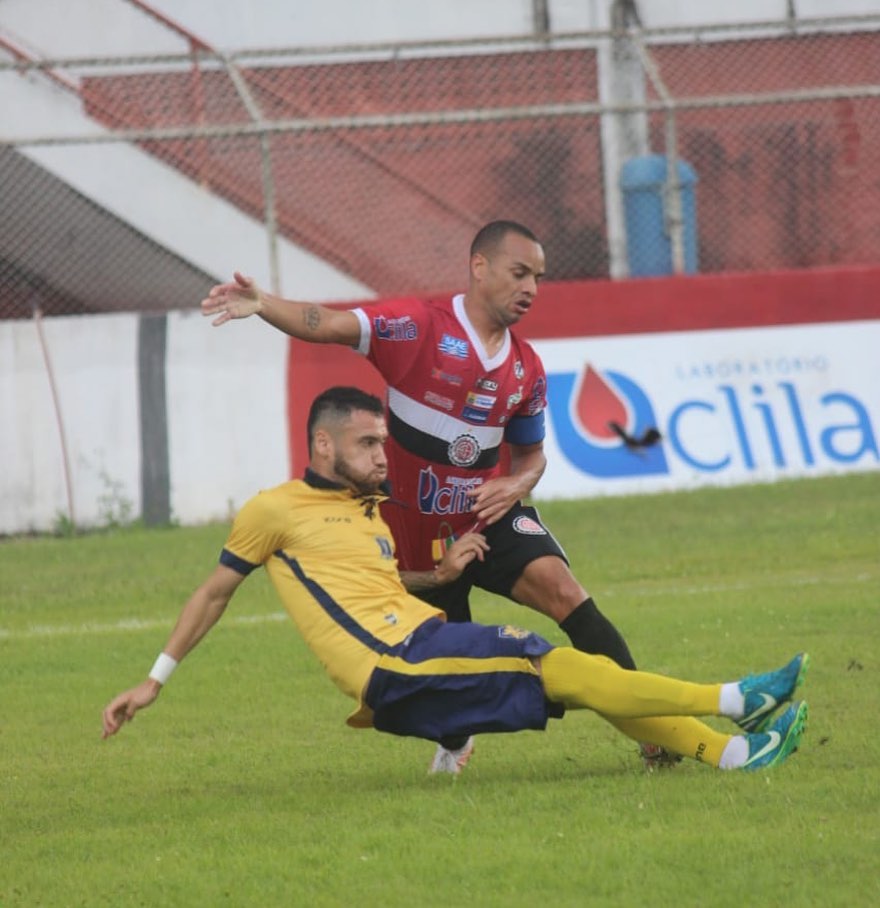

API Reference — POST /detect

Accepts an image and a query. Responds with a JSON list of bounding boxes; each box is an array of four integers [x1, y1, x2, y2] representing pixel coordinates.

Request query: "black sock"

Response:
[[558, 597, 637, 670]]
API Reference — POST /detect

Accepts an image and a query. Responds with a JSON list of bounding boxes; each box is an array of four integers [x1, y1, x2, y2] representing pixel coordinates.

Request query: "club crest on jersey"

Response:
[[514, 360, 525, 380], [512, 515, 546, 536], [438, 333, 469, 359], [448, 433, 482, 467]]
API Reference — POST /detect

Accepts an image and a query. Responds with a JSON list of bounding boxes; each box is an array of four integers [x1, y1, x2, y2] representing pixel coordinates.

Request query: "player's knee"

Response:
[[514, 557, 586, 618]]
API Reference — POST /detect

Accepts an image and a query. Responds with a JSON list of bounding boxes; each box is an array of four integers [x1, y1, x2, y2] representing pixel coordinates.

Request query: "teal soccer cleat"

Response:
[[742, 701, 809, 771], [737, 652, 810, 733]]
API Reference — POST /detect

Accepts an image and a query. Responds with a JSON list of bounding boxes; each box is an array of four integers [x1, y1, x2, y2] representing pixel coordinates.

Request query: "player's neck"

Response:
[[461, 294, 507, 357]]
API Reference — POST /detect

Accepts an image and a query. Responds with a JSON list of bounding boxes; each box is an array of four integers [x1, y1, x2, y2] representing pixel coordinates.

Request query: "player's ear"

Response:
[[312, 427, 333, 458], [470, 252, 488, 282]]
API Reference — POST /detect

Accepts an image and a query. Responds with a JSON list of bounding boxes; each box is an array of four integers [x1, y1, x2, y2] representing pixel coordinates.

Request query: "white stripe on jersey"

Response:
[[352, 307, 372, 356], [387, 387, 505, 448]]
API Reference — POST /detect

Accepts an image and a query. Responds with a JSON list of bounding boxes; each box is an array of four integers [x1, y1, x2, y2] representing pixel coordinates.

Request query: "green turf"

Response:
[[2, 472, 879, 906]]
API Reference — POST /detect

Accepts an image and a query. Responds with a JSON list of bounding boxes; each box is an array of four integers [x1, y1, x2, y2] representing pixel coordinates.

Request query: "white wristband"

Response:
[[148, 652, 178, 685]]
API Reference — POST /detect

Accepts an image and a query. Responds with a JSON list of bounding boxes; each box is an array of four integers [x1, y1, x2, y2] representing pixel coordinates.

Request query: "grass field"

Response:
[[2, 472, 879, 907]]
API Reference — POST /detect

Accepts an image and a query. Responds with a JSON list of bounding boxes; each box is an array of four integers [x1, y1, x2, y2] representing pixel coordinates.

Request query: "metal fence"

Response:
[[2, 9, 879, 320]]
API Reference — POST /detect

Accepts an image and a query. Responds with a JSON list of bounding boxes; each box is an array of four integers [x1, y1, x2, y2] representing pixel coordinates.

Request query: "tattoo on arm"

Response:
[[303, 306, 321, 332], [400, 570, 440, 592]]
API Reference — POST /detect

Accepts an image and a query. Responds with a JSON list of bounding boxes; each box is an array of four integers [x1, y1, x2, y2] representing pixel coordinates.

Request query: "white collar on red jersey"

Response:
[[452, 294, 511, 372]]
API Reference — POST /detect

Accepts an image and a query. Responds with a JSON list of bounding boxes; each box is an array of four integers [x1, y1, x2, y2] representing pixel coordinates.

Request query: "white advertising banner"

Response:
[[532, 320, 880, 498]]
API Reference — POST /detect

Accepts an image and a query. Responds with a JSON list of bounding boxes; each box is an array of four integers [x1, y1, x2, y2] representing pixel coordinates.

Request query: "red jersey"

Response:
[[353, 294, 547, 571]]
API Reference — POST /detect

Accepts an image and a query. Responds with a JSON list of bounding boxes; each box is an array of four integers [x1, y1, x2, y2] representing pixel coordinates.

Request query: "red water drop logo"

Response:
[[576, 366, 630, 441]]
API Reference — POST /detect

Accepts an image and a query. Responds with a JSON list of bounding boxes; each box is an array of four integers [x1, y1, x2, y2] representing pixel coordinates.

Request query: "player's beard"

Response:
[[332, 456, 384, 496]]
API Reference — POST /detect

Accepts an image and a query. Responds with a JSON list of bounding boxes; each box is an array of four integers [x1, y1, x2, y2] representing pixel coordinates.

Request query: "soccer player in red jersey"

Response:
[[201, 221, 673, 771]]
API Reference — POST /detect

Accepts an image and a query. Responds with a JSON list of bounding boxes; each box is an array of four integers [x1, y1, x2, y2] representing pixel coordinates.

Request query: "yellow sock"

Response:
[[540, 647, 722, 718], [605, 715, 732, 766]]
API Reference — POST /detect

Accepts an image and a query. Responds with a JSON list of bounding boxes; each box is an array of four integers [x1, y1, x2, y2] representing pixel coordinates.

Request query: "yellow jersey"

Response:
[[220, 470, 444, 723]]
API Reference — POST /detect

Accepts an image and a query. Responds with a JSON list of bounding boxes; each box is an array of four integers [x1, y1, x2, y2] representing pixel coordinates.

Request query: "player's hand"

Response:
[[101, 680, 162, 739], [434, 533, 489, 584], [467, 476, 525, 526], [200, 271, 263, 326]]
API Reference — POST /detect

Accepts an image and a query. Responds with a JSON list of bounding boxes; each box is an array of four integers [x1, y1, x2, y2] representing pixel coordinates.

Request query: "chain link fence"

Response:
[[2, 9, 879, 320]]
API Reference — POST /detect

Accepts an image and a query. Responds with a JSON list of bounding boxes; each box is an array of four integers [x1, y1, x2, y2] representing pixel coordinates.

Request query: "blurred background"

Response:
[[2, 0, 879, 533], [3, 0, 878, 314]]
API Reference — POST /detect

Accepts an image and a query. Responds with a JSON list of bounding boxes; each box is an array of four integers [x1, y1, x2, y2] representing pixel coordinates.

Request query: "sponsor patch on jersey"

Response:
[[447, 433, 482, 467], [374, 315, 418, 341], [466, 391, 496, 410], [431, 367, 464, 386], [498, 624, 533, 640], [375, 536, 395, 558], [461, 406, 489, 424], [512, 515, 547, 536], [419, 466, 482, 514], [506, 387, 523, 409], [424, 390, 454, 411], [477, 377, 499, 391], [438, 333, 469, 359]]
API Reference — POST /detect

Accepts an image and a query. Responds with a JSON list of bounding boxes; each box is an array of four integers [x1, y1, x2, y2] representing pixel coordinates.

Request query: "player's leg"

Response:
[[475, 505, 681, 766], [365, 622, 808, 772], [604, 715, 731, 765], [538, 648, 810, 769], [413, 576, 476, 771], [595, 706, 808, 771], [512, 554, 637, 669], [540, 647, 722, 716], [477, 505, 636, 668]]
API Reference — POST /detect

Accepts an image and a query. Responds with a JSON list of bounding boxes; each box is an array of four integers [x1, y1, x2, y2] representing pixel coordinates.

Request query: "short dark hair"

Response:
[[470, 220, 539, 259], [307, 386, 385, 451]]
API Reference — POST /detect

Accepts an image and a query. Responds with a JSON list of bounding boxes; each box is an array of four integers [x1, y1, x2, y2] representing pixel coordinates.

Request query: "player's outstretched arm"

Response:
[[200, 271, 360, 345], [101, 564, 245, 738]]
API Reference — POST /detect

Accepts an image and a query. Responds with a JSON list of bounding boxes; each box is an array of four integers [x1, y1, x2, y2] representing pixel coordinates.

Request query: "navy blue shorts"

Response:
[[364, 618, 564, 742]]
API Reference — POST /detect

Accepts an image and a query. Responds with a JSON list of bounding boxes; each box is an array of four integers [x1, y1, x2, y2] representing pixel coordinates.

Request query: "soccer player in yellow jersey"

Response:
[[102, 387, 809, 772]]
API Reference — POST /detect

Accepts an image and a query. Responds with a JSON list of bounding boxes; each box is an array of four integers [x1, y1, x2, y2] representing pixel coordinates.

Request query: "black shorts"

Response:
[[418, 502, 568, 623]]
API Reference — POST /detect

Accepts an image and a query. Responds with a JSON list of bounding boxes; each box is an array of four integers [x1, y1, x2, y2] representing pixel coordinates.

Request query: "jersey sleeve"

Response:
[[351, 297, 429, 386], [220, 491, 289, 575], [504, 343, 548, 446]]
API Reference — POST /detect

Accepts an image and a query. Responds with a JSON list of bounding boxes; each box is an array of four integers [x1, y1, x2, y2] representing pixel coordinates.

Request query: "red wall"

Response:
[[84, 31, 880, 294]]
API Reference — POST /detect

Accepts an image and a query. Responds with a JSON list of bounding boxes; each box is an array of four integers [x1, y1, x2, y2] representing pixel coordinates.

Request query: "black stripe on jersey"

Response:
[[275, 550, 392, 655], [220, 548, 260, 576], [388, 410, 501, 469]]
